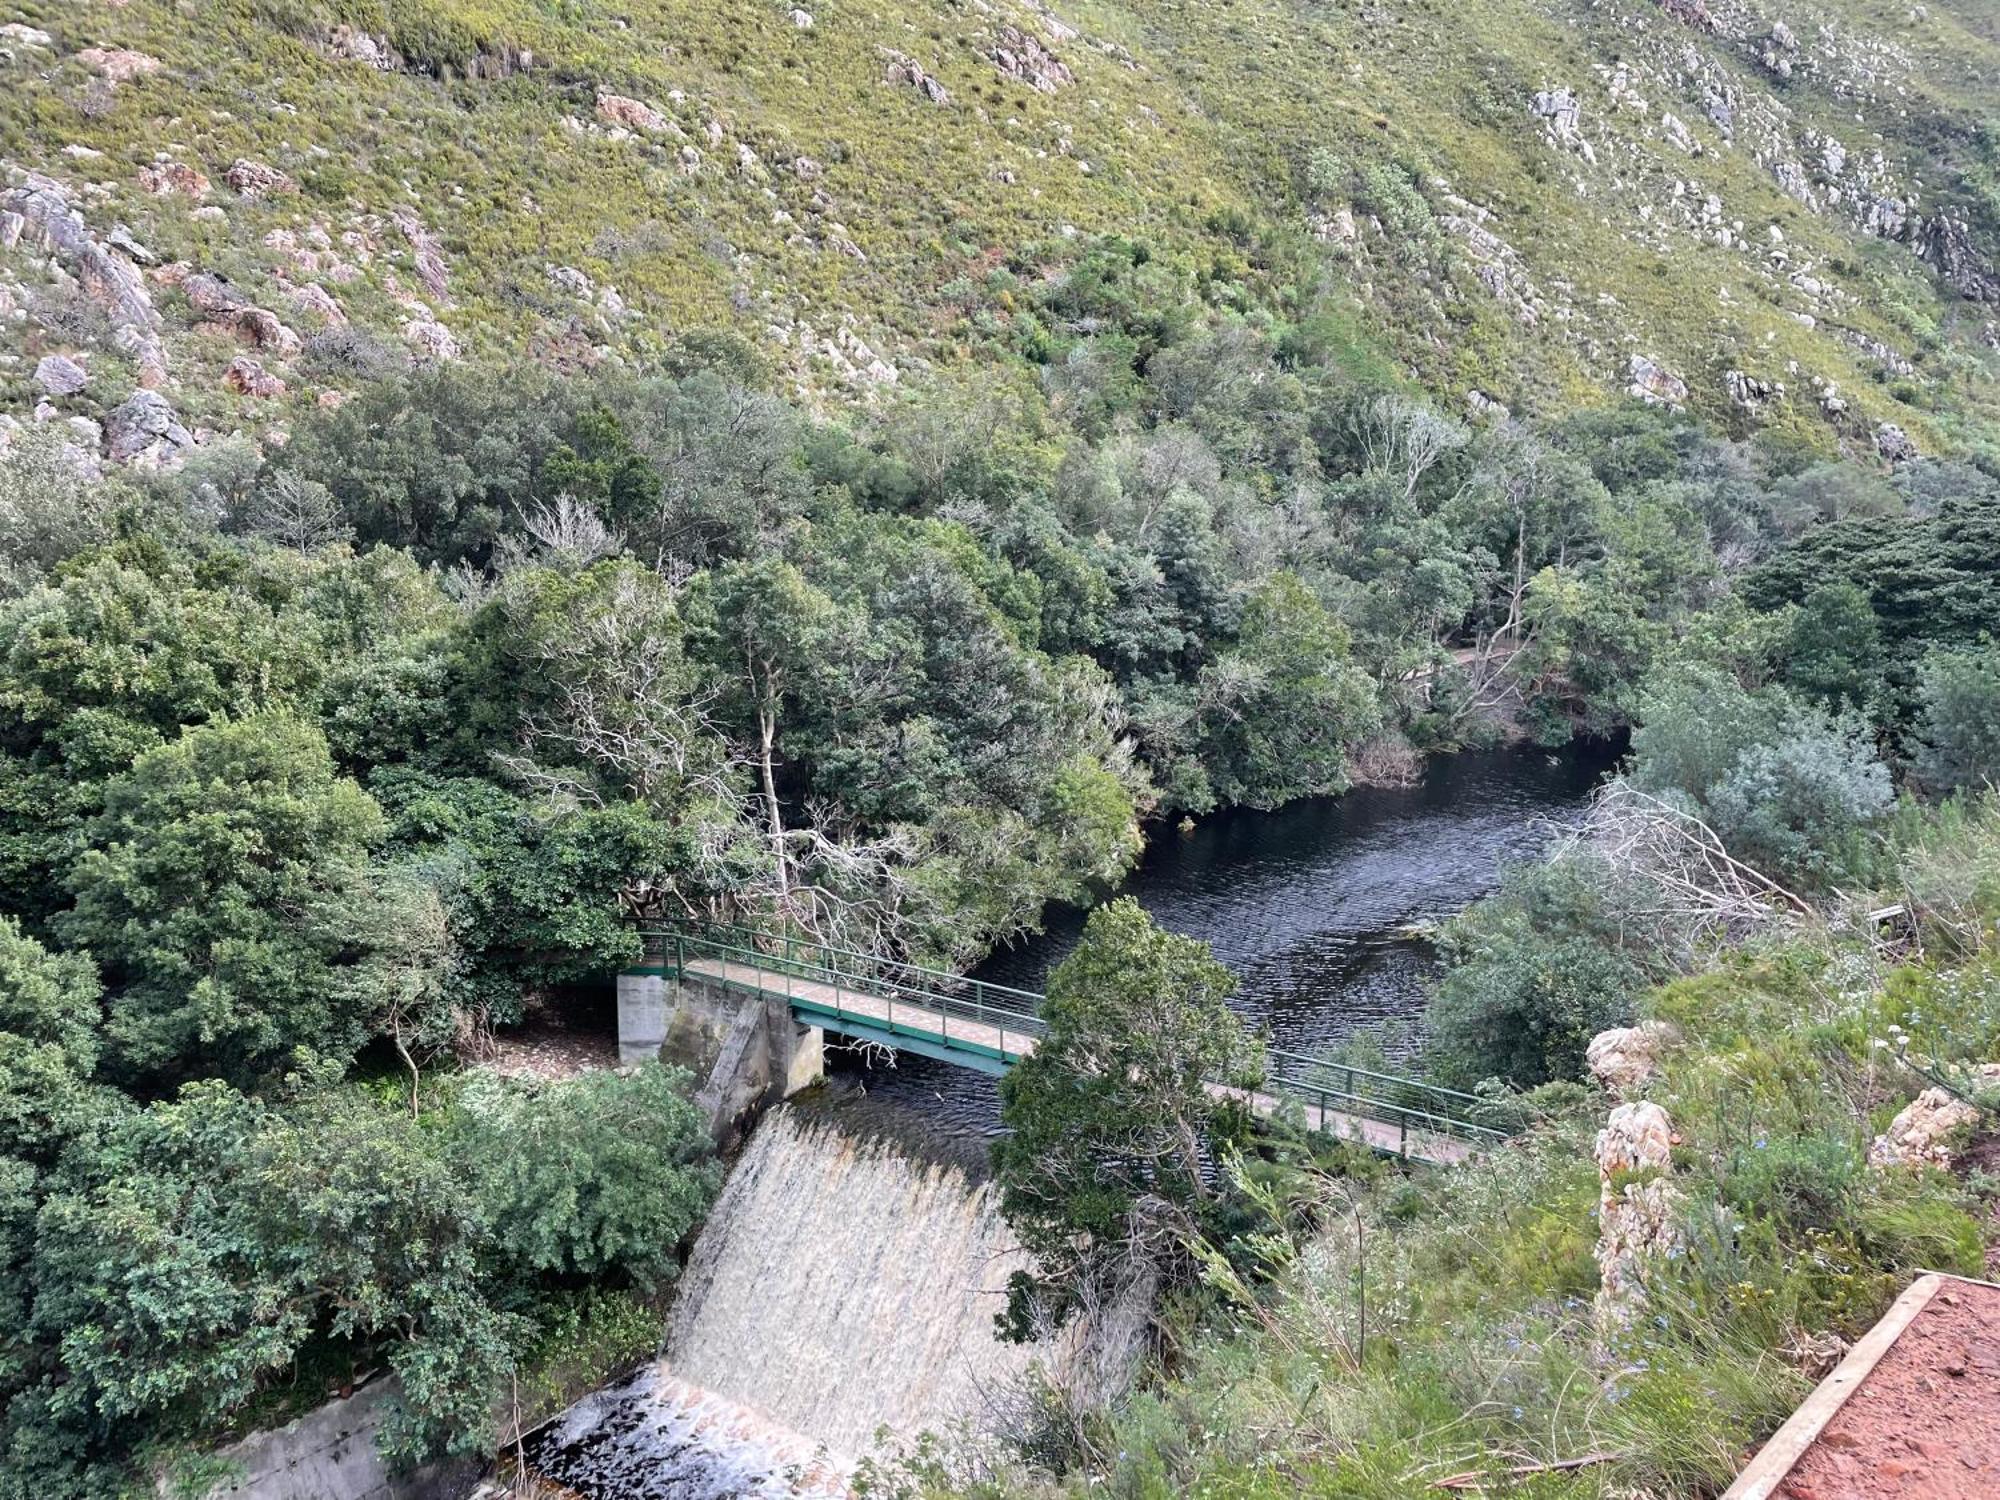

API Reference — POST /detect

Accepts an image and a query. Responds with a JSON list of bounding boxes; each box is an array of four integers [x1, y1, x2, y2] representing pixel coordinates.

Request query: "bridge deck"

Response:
[[680, 957, 1474, 1166]]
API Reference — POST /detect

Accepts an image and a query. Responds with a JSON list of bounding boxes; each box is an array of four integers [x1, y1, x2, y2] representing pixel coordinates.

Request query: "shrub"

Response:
[[1427, 855, 1652, 1088], [1915, 643, 2000, 793]]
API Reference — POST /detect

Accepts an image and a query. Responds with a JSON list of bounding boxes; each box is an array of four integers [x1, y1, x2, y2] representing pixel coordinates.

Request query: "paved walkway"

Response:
[[680, 958, 1475, 1165]]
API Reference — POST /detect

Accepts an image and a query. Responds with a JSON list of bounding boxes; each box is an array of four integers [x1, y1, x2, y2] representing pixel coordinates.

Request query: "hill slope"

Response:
[[2, 0, 1997, 458]]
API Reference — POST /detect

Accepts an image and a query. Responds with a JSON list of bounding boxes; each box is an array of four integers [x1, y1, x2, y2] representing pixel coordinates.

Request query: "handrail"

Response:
[[639, 922, 1048, 1007], [642, 921, 1503, 1150]]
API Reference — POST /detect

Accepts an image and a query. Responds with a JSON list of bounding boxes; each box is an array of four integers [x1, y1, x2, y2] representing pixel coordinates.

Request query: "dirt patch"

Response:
[[1781, 1281, 2000, 1499], [483, 1011, 619, 1083]]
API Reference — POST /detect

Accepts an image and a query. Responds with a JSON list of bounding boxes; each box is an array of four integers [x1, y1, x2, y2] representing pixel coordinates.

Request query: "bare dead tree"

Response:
[[493, 493, 626, 574], [1554, 780, 1814, 956], [1355, 393, 1469, 502]]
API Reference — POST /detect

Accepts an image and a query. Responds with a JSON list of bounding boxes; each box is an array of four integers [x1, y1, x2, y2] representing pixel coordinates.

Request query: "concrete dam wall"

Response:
[[528, 1105, 1146, 1493]]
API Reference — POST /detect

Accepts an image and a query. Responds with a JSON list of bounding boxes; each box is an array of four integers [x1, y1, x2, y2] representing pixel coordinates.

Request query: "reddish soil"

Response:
[[1781, 1282, 2000, 1500]]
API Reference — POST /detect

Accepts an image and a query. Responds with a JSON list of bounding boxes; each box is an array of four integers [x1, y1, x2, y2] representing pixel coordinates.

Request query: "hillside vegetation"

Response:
[[3, 0, 1999, 460]]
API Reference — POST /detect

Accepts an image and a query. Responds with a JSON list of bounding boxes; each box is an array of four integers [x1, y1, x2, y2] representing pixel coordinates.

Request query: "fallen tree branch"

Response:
[[1432, 1451, 1624, 1490]]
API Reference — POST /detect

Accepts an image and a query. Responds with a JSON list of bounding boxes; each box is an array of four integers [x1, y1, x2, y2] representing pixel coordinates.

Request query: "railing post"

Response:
[[1399, 1115, 1408, 1158]]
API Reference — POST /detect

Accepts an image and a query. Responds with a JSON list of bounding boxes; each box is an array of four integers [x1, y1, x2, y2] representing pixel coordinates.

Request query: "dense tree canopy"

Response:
[[1, 277, 1997, 1491]]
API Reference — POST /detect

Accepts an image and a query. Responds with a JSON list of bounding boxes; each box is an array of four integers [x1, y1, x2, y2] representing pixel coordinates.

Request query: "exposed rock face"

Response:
[[596, 92, 671, 133], [1593, 1101, 1682, 1332], [1531, 86, 1593, 162], [391, 209, 449, 302], [1627, 354, 1688, 407], [157, 265, 302, 356], [327, 25, 398, 69], [1586, 1022, 1676, 1097], [1725, 368, 1778, 410], [225, 158, 298, 199], [105, 389, 194, 466], [1654, 0, 1714, 31], [283, 281, 347, 326], [882, 51, 950, 104], [1917, 216, 2000, 303], [992, 25, 1072, 92], [1875, 423, 1918, 463], [0, 174, 167, 383], [1869, 1066, 2000, 1168], [0, 23, 53, 50], [77, 47, 162, 84], [224, 355, 286, 399], [33, 354, 89, 397], [138, 160, 211, 198], [403, 317, 460, 362]]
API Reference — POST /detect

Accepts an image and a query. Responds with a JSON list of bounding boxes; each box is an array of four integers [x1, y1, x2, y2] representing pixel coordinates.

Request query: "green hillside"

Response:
[[3, 0, 1998, 453]]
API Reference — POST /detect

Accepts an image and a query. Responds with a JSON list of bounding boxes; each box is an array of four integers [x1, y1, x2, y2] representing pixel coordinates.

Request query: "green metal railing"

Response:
[[642, 923, 1046, 1068], [639, 921, 1506, 1153], [1260, 1050, 1510, 1153]]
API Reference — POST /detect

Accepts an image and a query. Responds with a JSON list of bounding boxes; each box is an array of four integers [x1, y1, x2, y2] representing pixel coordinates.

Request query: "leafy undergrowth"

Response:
[[889, 802, 2000, 1499]]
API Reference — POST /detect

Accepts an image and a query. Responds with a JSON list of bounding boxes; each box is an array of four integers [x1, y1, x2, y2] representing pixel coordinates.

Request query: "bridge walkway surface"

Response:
[[658, 928, 1503, 1167]]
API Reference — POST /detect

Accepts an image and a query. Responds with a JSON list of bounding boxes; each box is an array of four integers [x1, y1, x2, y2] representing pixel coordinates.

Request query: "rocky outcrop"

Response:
[[0, 174, 167, 385], [105, 389, 194, 467], [1654, 0, 1714, 30], [33, 354, 88, 397], [391, 209, 450, 302], [1917, 216, 2000, 303], [1586, 1021, 1676, 1097], [327, 24, 398, 70], [225, 158, 298, 199], [882, 51, 950, 105], [224, 355, 286, 399], [992, 25, 1071, 92], [403, 317, 460, 362], [0, 23, 52, 51], [157, 265, 302, 356], [1531, 87, 1594, 163], [1875, 423, 1917, 463], [138, 159, 211, 198], [1594, 1101, 1682, 1332], [282, 281, 346, 326], [1869, 1065, 2000, 1169], [596, 92, 672, 133], [1626, 354, 1687, 407], [77, 47, 161, 84]]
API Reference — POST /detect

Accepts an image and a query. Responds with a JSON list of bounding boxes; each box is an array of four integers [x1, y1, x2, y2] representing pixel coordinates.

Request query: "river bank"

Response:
[[824, 741, 1619, 1138]]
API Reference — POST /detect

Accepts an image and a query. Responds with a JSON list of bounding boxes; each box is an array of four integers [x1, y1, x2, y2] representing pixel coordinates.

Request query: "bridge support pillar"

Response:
[[616, 969, 824, 1149], [615, 970, 670, 1067], [765, 995, 823, 1099]]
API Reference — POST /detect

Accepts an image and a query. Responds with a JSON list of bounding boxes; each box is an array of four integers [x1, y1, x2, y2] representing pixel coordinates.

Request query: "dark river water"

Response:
[[822, 742, 1617, 1140]]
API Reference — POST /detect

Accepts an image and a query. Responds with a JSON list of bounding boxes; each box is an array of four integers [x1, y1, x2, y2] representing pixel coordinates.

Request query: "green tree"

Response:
[[1199, 571, 1381, 807], [1427, 856, 1649, 1088], [993, 899, 1262, 1337], [1782, 582, 1884, 713], [689, 557, 851, 898], [61, 715, 386, 1084], [1915, 644, 2000, 793], [459, 1064, 720, 1288]]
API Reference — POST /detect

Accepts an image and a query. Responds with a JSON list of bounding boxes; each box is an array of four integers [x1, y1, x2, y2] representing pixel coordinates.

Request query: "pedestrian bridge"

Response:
[[637, 924, 1504, 1165]]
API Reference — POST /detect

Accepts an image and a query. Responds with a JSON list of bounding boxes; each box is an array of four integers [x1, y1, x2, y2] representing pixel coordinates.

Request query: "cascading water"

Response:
[[528, 1106, 1121, 1495]]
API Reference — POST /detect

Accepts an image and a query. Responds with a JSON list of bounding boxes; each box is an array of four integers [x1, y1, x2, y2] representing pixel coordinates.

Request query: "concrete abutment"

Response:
[[617, 968, 823, 1149]]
